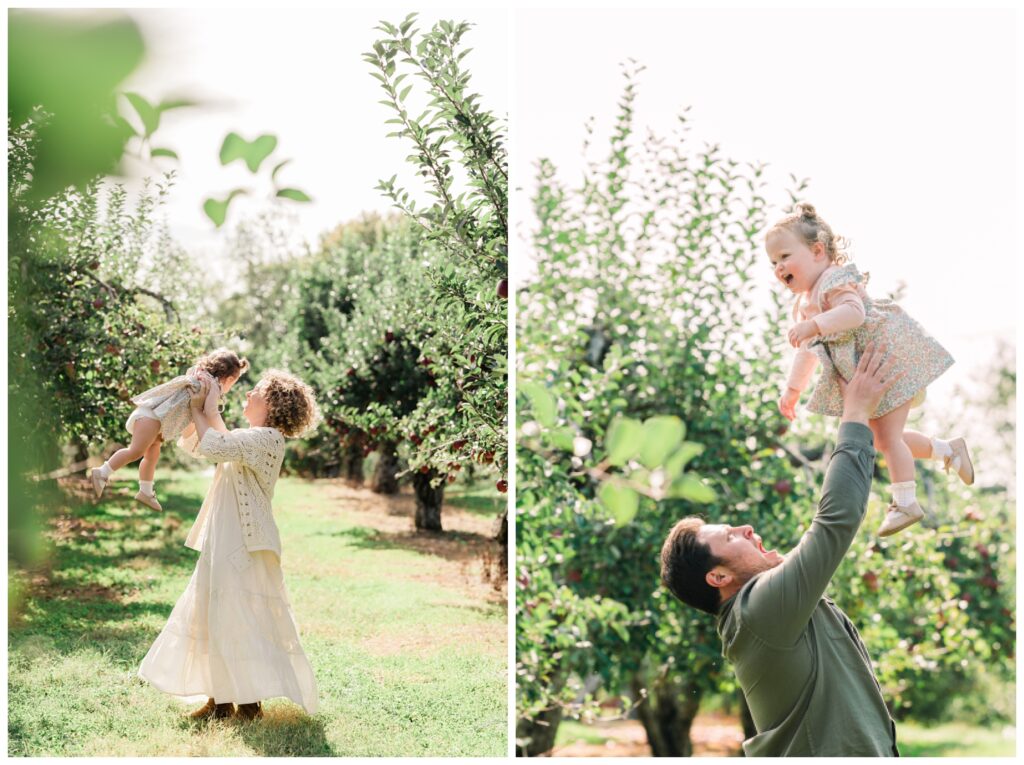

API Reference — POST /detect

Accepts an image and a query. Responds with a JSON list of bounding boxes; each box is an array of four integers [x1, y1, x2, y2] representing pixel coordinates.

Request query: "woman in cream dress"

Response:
[[138, 368, 320, 721]]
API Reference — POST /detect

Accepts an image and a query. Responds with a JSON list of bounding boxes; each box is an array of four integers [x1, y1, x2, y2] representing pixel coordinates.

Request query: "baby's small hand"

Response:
[[787, 320, 819, 348], [778, 388, 800, 421]]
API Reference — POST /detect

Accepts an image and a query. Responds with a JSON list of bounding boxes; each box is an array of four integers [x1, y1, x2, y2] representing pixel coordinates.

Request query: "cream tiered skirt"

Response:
[[137, 477, 319, 714]]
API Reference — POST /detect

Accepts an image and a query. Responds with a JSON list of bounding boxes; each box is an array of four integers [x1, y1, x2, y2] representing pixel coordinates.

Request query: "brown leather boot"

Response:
[[188, 697, 234, 720], [234, 701, 263, 721]]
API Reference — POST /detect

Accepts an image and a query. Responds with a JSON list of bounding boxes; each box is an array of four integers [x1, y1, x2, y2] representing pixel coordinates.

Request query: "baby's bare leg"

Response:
[[139, 435, 162, 482], [107, 417, 161, 472], [903, 430, 934, 459], [871, 401, 915, 483]]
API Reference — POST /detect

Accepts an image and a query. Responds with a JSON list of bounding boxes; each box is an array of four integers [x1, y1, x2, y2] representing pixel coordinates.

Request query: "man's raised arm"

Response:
[[746, 344, 902, 645]]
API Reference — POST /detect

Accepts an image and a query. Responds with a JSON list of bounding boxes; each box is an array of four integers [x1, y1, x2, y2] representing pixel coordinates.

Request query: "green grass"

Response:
[[896, 721, 1015, 757], [554, 719, 1016, 757], [9, 470, 507, 757]]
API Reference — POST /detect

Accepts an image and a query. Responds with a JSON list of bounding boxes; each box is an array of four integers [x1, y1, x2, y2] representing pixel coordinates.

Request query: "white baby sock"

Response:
[[930, 437, 952, 460], [890, 480, 917, 508], [99, 461, 114, 479], [139, 480, 155, 497]]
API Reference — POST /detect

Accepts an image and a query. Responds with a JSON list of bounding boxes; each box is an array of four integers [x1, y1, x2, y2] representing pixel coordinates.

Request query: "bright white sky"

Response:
[[109, 7, 507, 266], [513, 7, 1017, 412]]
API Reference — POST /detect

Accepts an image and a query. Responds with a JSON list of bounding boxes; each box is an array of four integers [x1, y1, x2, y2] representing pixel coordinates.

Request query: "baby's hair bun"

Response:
[[795, 202, 817, 219]]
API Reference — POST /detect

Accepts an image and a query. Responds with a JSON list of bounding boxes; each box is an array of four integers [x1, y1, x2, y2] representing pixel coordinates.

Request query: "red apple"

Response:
[[92, 298, 106, 310], [385, 330, 395, 343], [346, 367, 356, 377], [150, 360, 161, 373], [496, 479, 508, 493], [862, 571, 880, 592], [773, 478, 792, 496], [419, 465, 430, 474], [452, 439, 467, 451], [447, 474, 457, 484], [497, 278, 508, 299]]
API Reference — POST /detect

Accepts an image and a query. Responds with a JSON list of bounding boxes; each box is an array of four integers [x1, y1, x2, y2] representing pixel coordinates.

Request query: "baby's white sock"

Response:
[[139, 480, 155, 497], [99, 461, 114, 479], [930, 437, 952, 460], [890, 480, 917, 508]]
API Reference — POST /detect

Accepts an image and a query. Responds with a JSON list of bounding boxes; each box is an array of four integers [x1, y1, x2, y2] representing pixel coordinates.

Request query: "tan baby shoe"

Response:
[[90, 468, 107, 499], [135, 491, 163, 512], [878, 500, 924, 537], [943, 437, 974, 486]]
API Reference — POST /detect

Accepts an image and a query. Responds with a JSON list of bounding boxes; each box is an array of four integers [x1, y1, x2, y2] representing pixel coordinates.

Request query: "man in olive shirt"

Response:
[[661, 344, 901, 756]]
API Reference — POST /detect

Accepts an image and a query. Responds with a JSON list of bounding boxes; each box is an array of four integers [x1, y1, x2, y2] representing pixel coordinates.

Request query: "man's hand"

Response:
[[788, 320, 819, 348], [839, 342, 903, 425]]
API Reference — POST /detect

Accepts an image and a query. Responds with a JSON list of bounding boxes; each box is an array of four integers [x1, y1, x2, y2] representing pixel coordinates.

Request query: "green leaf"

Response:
[[124, 92, 159, 137], [667, 474, 716, 503], [606, 416, 643, 466], [270, 159, 291, 183], [547, 427, 576, 453], [150, 147, 177, 159], [219, 132, 278, 172], [521, 381, 556, 428], [156, 97, 195, 112], [276, 188, 312, 202], [202, 189, 246, 228], [639, 415, 685, 468], [663, 442, 705, 480], [599, 482, 640, 525]]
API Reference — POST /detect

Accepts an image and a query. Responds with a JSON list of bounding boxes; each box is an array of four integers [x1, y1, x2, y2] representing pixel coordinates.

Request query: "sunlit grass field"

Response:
[[9, 471, 507, 757]]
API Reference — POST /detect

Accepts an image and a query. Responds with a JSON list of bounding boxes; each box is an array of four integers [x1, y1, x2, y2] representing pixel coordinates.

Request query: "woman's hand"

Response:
[[778, 387, 800, 421], [204, 377, 222, 414], [190, 375, 211, 408], [788, 320, 819, 348]]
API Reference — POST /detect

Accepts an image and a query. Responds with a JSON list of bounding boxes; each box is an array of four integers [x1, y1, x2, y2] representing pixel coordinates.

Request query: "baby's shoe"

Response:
[[943, 437, 974, 486], [90, 468, 107, 499], [135, 490, 163, 512], [878, 499, 924, 537]]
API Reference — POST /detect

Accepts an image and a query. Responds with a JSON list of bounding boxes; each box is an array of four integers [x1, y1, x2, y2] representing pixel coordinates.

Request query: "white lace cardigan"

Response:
[[178, 426, 286, 560]]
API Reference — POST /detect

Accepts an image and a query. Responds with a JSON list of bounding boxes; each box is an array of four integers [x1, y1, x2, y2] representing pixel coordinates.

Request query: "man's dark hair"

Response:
[[660, 517, 723, 615]]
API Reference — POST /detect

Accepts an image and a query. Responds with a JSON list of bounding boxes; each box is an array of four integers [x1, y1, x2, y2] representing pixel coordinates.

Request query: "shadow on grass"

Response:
[[327, 525, 498, 565], [234, 708, 335, 757], [171, 705, 335, 756], [441, 486, 505, 519], [11, 481, 208, 664]]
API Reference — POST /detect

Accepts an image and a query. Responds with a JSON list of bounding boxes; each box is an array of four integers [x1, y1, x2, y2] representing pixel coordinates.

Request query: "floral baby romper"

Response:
[[802, 263, 954, 418]]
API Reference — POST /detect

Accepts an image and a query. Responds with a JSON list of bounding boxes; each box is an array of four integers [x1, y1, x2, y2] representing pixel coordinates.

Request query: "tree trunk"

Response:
[[494, 508, 508, 579], [515, 706, 563, 756], [632, 673, 702, 757], [412, 469, 444, 531], [738, 692, 756, 753], [339, 442, 364, 485], [370, 440, 400, 494]]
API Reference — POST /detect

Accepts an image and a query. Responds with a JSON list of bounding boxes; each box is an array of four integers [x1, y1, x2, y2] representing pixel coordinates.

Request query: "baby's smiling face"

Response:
[[766, 227, 830, 294]]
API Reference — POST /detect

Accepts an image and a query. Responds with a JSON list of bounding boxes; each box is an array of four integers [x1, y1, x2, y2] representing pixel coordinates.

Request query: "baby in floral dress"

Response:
[[767, 203, 973, 536], [90, 348, 249, 511]]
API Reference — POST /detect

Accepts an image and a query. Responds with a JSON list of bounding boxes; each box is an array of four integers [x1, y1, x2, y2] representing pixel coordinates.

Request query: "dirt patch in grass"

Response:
[[360, 620, 505, 658], [319, 480, 507, 603]]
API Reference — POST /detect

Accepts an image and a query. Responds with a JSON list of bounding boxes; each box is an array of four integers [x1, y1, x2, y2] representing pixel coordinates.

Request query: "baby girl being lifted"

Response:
[[767, 203, 973, 536], [90, 348, 249, 511]]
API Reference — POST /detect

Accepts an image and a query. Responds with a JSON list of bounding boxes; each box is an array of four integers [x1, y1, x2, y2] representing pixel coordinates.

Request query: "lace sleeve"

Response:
[[198, 429, 256, 465]]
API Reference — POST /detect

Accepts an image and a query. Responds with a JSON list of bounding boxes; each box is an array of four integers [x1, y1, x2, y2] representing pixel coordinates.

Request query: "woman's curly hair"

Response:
[[195, 347, 250, 382], [258, 369, 321, 438]]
